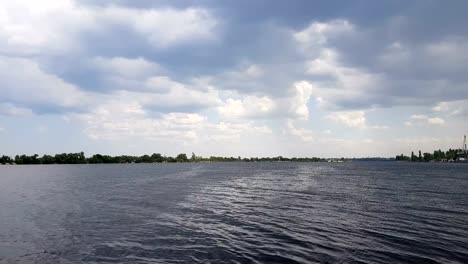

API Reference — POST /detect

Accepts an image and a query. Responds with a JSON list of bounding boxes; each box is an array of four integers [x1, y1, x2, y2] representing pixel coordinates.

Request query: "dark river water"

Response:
[[1, 162, 467, 263]]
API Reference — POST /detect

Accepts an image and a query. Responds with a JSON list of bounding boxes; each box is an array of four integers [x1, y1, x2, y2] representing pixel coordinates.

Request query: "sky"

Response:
[[0, 0, 467, 158]]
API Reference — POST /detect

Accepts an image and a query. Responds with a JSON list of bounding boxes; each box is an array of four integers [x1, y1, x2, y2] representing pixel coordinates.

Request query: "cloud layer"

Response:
[[0, 0, 467, 157]]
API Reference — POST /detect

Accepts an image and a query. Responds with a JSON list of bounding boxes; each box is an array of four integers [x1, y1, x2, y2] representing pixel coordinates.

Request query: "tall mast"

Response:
[[465, 135, 467, 158]]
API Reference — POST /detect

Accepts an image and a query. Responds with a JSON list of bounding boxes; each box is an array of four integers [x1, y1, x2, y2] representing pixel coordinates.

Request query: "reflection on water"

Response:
[[1, 162, 467, 263]]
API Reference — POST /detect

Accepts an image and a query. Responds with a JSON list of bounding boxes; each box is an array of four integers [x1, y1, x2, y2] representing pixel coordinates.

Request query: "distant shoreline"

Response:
[[395, 148, 467, 163], [0, 152, 395, 165], [2, 151, 467, 165]]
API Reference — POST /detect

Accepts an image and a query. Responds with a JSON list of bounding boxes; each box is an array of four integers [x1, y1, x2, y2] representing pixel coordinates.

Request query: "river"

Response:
[[0, 162, 467, 263]]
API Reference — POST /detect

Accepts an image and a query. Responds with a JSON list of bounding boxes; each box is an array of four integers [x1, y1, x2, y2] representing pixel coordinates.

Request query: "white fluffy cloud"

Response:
[[432, 100, 468, 116], [99, 6, 218, 48], [98, 84, 221, 114], [218, 96, 275, 119], [0, 0, 218, 55], [407, 114, 446, 126], [145, 83, 221, 110], [0, 55, 221, 120], [327, 110, 367, 128], [293, 21, 383, 111], [0, 0, 94, 55], [76, 101, 204, 141], [294, 19, 353, 48], [0, 2, 467, 157], [428, 117, 445, 125], [0, 56, 91, 111], [218, 81, 313, 120], [75, 100, 271, 144], [293, 19, 468, 112]]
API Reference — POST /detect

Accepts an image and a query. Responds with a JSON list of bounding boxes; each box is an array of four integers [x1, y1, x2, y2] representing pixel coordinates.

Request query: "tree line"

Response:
[[395, 149, 465, 162], [0, 152, 327, 165]]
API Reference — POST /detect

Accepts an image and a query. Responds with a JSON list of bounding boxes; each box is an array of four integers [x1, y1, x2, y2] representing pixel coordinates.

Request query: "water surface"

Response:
[[1, 162, 467, 263]]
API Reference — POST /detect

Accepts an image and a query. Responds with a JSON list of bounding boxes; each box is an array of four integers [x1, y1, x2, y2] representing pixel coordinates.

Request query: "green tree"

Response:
[[176, 153, 188, 162], [151, 153, 164, 163], [41, 155, 55, 164], [396, 154, 410, 161], [0, 155, 12, 164], [423, 152, 434, 162]]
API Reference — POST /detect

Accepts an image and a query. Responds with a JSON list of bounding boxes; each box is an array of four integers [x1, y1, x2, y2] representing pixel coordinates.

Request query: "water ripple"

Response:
[[1, 162, 467, 263]]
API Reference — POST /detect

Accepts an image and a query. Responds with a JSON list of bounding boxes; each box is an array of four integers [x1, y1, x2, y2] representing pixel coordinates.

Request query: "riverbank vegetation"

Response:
[[395, 149, 466, 162], [0, 152, 328, 165], [1, 149, 465, 165]]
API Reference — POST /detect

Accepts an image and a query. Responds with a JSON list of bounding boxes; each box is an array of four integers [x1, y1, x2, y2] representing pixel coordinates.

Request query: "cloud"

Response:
[[99, 84, 221, 114], [294, 19, 354, 48], [0, 1, 218, 56], [164, 112, 207, 125], [425, 38, 468, 72], [218, 96, 275, 119], [377, 37, 468, 84], [84, 56, 223, 113], [245, 64, 264, 77], [99, 6, 218, 49], [432, 100, 468, 116], [141, 83, 221, 112], [2, 1, 223, 114], [0, 1, 467, 157], [292, 18, 468, 112], [0, 103, 34, 117], [205, 63, 274, 94], [410, 114, 428, 120], [427, 117, 445, 125], [327, 110, 367, 128], [218, 81, 313, 120], [207, 122, 272, 142], [0, 55, 224, 119], [286, 120, 315, 142], [306, 51, 381, 109], [84, 56, 166, 92], [74, 100, 270, 144], [92, 56, 162, 79], [292, 21, 385, 110], [407, 114, 445, 126], [76, 101, 205, 141], [0, 0, 94, 55], [0, 56, 91, 113], [292, 81, 314, 118]]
